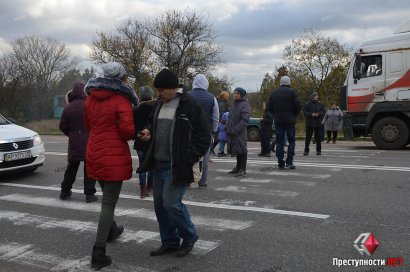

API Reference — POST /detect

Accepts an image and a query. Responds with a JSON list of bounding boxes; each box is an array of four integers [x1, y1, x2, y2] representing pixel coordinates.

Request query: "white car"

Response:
[[0, 114, 45, 173]]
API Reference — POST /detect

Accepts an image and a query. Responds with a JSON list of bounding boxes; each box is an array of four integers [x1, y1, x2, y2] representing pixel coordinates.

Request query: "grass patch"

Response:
[[22, 119, 63, 135]]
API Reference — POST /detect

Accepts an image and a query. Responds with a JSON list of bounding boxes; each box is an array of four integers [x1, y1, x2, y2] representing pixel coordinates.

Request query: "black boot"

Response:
[[107, 221, 124, 242], [91, 245, 111, 270]]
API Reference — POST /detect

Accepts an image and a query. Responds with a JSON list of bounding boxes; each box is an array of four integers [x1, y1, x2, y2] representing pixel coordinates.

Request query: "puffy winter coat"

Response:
[[84, 80, 136, 181], [267, 85, 301, 123], [226, 97, 250, 155], [59, 83, 88, 162], [322, 107, 343, 132]]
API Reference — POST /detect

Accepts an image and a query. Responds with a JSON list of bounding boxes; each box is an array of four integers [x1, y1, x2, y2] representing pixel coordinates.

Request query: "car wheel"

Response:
[[247, 127, 260, 141]]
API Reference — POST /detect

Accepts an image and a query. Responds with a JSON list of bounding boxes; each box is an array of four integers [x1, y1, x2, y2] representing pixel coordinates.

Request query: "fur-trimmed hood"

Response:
[[85, 77, 139, 106]]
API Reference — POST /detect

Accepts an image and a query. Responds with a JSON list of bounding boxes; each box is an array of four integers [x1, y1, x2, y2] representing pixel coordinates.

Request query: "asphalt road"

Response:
[[0, 136, 409, 272]]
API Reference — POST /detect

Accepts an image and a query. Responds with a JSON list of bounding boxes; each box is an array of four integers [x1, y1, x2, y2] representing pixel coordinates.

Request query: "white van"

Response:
[[341, 19, 410, 149], [0, 114, 45, 173]]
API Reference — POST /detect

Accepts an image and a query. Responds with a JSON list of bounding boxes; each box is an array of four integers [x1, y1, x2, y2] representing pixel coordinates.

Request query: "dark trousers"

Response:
[[327, 131, 338, 142], [305, 126, 322, 153], [260, 130, 272, 154], [61, 160, 96, 196], [275, 123, 296, 167], [236, 154, 247, 171]]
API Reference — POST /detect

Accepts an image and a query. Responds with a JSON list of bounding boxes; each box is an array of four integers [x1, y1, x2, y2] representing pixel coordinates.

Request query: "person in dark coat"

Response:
[[267, 76, 301, 170], [303, 91, 325, 155], [322, 101, 343, 143], [137, 68, 210, 258], [59, 82, 98, 203], [133, 86, 156, 198], [226, 87, 250, 177], [258, 110, 273, 157]]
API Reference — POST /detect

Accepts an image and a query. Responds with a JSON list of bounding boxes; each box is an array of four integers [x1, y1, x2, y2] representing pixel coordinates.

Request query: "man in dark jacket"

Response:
[[137, 68, 210, 258], [59, 82, 98, 203], [267, 76, 301, 170], [303, 91, 325, 155]]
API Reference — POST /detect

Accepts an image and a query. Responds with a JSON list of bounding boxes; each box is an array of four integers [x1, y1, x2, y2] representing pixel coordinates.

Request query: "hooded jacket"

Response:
[[59, 83, 88, 162], [84, 78, 135, 181]]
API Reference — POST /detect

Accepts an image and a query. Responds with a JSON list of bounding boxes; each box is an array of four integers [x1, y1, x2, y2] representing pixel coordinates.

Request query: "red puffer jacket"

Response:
[[85, 90, 135, 181]]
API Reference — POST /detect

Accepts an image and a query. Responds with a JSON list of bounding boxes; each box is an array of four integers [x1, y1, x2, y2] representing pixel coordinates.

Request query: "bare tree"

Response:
[[90, 18, 154, 86], [148, 8, 222, 79], [10, 35, 76, 119]]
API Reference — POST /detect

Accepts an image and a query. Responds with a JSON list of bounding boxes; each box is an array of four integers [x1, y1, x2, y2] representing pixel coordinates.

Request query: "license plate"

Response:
[[4, 151, 32, 161]]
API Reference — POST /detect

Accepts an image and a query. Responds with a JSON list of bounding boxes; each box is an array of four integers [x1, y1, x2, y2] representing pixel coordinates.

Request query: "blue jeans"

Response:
[[137, 150, 153, 186], [153, 160, 197, 247], [275, 123, 296, 167], [218, 141, 226, 153]]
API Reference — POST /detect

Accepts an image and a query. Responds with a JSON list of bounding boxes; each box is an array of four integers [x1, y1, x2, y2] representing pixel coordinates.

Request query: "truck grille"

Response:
[[0, 140, 34, 152]]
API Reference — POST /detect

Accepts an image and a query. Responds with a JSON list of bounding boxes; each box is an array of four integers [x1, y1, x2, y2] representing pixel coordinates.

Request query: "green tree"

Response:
[[283, 28, 351, 101]]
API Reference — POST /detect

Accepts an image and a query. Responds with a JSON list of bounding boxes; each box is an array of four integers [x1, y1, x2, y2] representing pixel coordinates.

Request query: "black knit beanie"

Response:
[[153, 68, 179, 89]]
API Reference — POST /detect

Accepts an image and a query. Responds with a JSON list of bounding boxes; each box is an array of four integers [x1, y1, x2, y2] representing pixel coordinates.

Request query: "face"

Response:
[[312, 95, 319, 101], [331, 103, 337, 109], [233, 91, 241, 100], [157, 88, 177, 102]]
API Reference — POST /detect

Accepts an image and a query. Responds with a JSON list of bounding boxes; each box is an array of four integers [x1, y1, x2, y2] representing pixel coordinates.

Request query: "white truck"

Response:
[[341, 19, 410, 149]]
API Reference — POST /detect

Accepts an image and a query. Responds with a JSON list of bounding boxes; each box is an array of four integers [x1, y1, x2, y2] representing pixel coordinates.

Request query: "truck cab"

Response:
[[341, 19, 410, 149]]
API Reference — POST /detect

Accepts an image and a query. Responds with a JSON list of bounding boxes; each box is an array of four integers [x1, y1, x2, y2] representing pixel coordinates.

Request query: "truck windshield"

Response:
[[354, 55, 382, 79]]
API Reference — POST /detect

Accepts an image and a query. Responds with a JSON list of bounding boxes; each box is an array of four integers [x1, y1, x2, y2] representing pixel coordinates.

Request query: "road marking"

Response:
[[213, 159, 410, 172], [0, 242, 157, 272], [215, 169, 331, 179], [0, 185, 329, 219], [215, 186, 299, 197], [0, 193, 254, 231], [215, 176, 316, 186], [0, 211, 219, 256]]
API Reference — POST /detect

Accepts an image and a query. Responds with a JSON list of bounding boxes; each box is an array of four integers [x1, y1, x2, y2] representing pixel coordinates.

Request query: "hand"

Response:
[[138, 129, 151, 142]]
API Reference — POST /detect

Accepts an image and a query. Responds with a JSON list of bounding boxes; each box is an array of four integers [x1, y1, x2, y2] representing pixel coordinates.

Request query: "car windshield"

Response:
[[0, 115, 11, 125]]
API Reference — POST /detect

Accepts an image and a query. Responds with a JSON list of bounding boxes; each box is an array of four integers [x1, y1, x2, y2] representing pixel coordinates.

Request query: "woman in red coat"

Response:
[[84, 62, 138, 269]]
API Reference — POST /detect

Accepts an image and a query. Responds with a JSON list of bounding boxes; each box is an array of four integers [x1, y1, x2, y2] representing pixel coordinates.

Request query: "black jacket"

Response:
[[267, 85, 301, 123], [137, 91, 211, 186], [303, 100, 325, 128], [133, 99, 156, 151]]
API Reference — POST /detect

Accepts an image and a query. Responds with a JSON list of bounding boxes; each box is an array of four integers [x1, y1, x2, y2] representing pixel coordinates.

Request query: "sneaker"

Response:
[[59, 190, 72, 200], [85, 195, 98, 203], [278, 165, 285, 170], [285, 163, 295, 169], [316, 152, 321, 155], [303, 152, 309, 156], [234, 170, 246, 177], [198, 184, 207, 189]]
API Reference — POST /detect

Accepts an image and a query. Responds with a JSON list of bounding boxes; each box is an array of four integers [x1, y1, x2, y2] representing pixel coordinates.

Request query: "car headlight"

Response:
[[33, 134, 43, 146]]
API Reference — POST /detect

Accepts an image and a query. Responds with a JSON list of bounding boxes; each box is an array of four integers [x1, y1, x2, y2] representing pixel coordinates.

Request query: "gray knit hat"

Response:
[[102, 62, 127, 79], [140, 86, 154, 101], [280, 76, 291, 86]]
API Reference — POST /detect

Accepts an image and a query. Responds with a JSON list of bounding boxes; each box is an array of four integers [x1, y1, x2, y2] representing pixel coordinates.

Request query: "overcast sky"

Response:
[[1, 0, 409, 91]]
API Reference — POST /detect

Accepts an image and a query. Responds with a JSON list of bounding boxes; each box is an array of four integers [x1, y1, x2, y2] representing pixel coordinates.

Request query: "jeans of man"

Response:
[[137, 150, 153, 186], [153, 160, 197, 248], [274, 123, 296, 167]]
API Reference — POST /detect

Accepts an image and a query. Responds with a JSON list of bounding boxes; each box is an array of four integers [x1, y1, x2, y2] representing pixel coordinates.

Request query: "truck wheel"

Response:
[[371, 117, 409, 150], [247, 127, 260, 142]]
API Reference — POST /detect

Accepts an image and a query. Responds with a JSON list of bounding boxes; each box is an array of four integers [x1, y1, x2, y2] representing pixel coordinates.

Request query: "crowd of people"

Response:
[[57, 62, 343, 269]]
